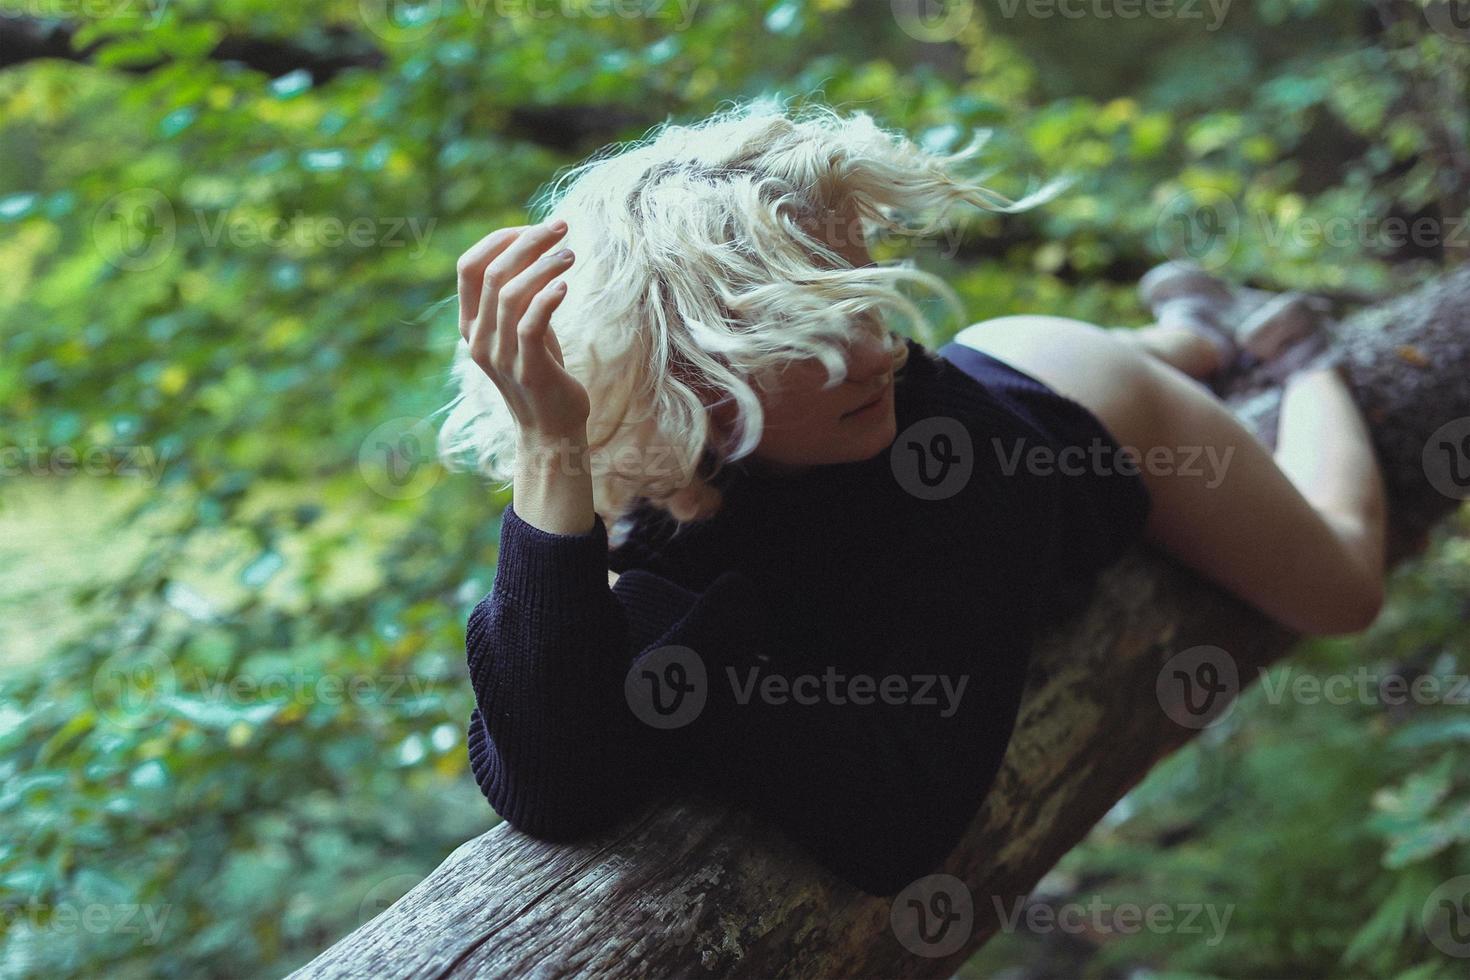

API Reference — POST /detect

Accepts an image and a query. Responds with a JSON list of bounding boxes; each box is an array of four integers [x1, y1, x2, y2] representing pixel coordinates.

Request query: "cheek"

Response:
[[762, 391, 812, 434], [762, 367, 832, 419]]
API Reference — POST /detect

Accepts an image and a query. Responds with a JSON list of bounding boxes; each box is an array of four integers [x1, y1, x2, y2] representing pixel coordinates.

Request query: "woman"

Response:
[[435, 98, 1387, 895]]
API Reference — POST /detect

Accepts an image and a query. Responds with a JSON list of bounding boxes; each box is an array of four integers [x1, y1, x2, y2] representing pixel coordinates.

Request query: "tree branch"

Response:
[[291, 262, 1470, 980]]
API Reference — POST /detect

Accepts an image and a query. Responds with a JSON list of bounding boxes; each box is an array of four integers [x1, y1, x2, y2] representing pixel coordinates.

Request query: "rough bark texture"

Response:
[[294, 267, 1470, 979]]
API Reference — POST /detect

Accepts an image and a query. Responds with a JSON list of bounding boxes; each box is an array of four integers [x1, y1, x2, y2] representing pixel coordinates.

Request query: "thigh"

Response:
[[951, 316, 1157, 448], [951, 316, 1376, 636]]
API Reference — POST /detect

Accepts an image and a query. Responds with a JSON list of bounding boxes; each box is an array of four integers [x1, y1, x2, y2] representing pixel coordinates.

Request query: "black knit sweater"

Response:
[[464, 338, 1151, 895]]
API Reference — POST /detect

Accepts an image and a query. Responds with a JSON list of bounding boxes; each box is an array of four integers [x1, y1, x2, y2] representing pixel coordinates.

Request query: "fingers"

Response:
[[457, 226, 523, 337], [516, 279, 570, 382], [497, 245, 575, 361], [485, 221, 570, 366], [464, 218, 573, 379], [462, 219, 566, 367]]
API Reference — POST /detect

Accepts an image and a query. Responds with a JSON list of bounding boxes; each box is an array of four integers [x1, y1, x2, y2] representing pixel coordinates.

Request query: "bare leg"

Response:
[[1274, 365, 1388, 587], [952, 316, 1388, 636], [1123, 323, 1226, 380], [1128, 326, 1388, 584]]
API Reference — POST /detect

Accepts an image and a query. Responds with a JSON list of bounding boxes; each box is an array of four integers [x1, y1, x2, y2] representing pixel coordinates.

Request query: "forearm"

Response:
[[464, 502, 637, 831], [512, 427, 597, 535]]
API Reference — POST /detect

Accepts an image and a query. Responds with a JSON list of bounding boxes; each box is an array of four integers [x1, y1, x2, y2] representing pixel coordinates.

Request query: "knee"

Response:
[[1303, 576, 1385, 636], [1316, 517, 1387, 635]]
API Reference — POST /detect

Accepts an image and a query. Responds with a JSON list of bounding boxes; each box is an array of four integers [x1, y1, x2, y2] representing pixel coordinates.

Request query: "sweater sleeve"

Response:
[[657, 598, 1030, 896], [465, 501, 1022, 895], [464, 500, 768, 839]]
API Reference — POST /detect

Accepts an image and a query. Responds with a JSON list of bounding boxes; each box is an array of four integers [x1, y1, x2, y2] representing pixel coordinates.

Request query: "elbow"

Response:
[[1304, 577, 1386, 637], [492, 798, 616, 843], [475, 754, 623, 842], [466, 710, 633, 841]]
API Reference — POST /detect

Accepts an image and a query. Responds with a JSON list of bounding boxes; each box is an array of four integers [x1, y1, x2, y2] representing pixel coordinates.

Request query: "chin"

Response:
[[849, 410, 897, 459]]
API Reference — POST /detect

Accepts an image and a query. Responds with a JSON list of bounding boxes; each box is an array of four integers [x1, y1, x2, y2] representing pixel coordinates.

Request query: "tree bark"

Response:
[[293, 266, 1470, 979]]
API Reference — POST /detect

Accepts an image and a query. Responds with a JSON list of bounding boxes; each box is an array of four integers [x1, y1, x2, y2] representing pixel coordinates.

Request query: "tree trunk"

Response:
[[293, 266, 1470, 979]]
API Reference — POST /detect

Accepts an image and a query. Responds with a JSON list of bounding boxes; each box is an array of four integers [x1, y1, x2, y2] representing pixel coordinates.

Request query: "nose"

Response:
[[844, 328, 894, 382]]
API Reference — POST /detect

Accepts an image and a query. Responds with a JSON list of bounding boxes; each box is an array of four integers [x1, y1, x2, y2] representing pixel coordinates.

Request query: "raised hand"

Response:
[[457, 219, 590, 442]]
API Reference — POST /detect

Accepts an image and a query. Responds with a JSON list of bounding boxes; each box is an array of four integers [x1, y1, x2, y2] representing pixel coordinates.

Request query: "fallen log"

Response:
[[295, 265, 1470, 979]]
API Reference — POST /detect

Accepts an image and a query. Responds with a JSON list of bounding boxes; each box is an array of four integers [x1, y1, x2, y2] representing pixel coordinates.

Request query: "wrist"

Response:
[[516, 432, 590, 473]]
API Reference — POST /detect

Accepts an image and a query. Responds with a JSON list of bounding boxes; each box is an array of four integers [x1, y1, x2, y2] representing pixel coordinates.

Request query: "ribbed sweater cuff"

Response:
[[492, 501, 611, 607]]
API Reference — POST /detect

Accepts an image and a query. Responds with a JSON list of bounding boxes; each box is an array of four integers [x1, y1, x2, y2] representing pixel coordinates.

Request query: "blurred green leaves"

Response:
[[2, 0, 1469, 977]]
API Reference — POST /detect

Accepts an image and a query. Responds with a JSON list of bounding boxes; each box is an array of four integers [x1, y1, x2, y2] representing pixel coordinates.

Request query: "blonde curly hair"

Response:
[[435, 94, 1056, 542]]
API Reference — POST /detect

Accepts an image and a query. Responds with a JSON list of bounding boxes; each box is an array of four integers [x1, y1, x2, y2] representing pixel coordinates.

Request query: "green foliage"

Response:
[[2, 0, 1468, 976]]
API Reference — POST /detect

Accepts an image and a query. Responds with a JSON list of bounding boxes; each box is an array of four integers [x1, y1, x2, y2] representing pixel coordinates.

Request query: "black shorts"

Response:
[[935, 339, 1153, 591]]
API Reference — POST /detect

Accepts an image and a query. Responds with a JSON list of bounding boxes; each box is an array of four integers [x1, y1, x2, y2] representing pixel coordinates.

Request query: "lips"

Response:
[[842, 379, 890, 418]]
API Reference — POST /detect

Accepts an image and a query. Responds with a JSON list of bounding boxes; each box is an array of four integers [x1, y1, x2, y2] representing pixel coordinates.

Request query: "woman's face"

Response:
[[736, 202, 899, 474]]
